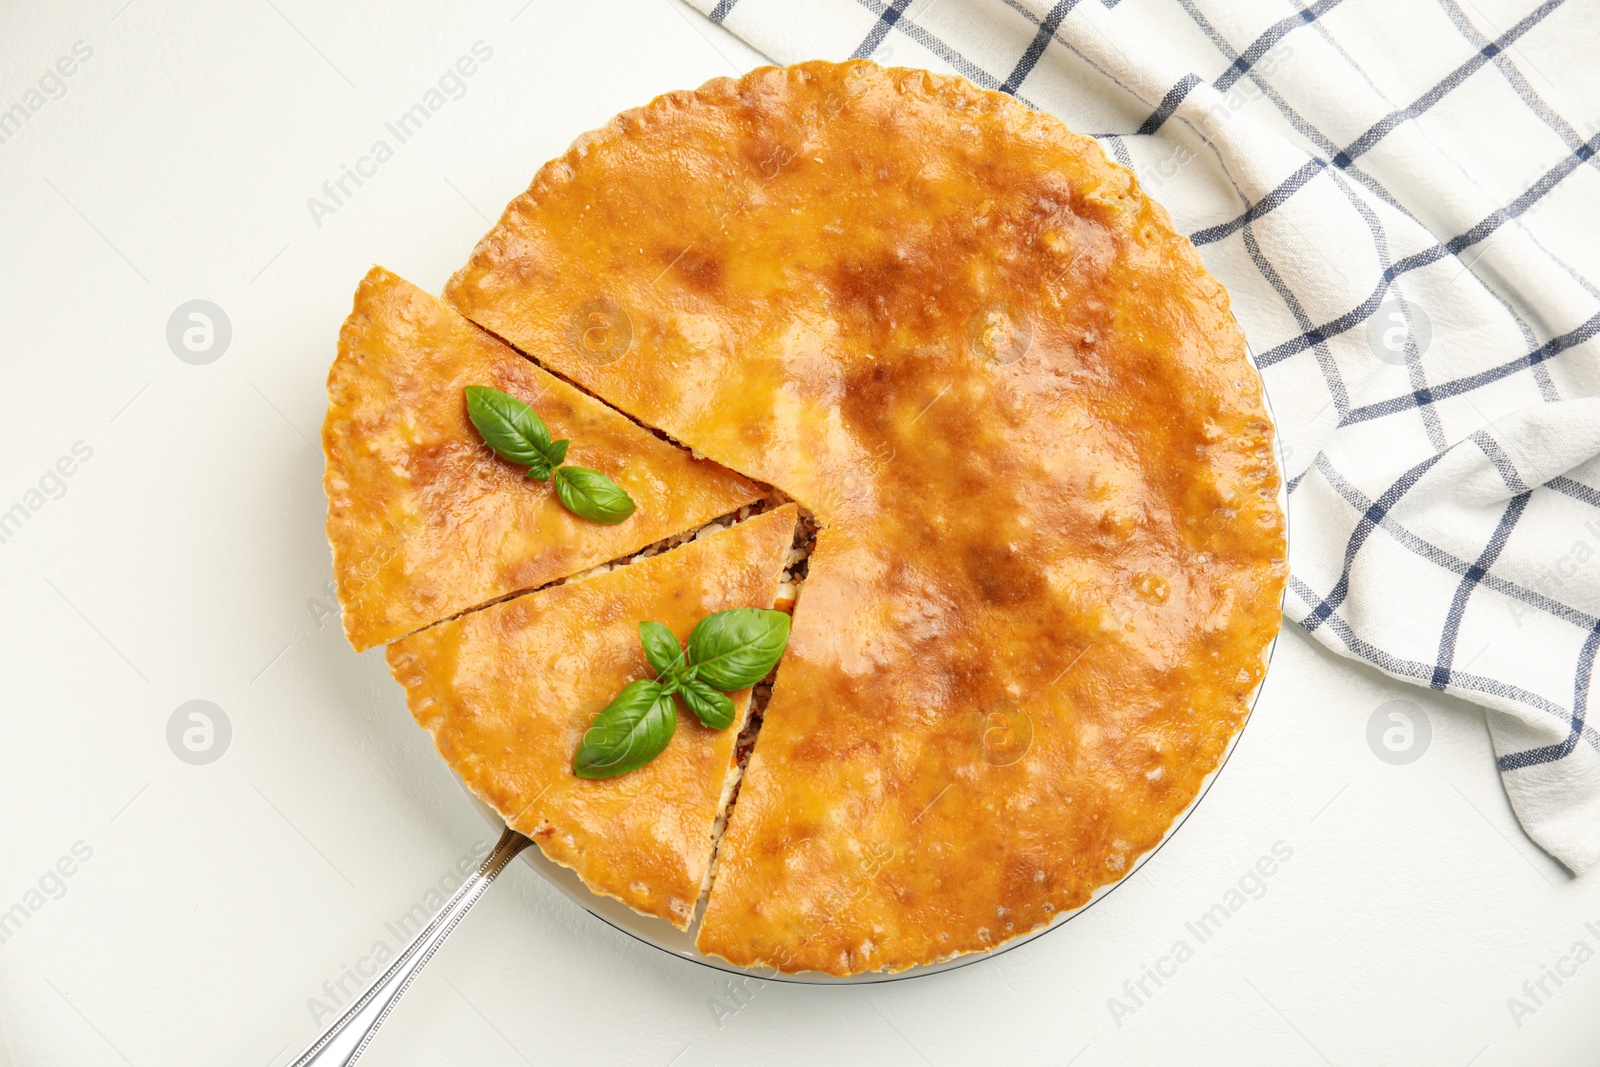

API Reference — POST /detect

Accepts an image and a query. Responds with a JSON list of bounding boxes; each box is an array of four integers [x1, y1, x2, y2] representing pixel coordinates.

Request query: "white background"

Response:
[[2, 1, 1598, 1064]]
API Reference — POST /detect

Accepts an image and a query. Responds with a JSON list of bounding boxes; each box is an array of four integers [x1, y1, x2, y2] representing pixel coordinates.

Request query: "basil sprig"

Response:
[[572, 607, 792, 779], [465, 385, 636, 524]]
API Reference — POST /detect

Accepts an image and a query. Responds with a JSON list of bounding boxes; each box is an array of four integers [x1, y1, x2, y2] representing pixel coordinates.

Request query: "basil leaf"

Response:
[[680, 678, 737, 730], [545, 439, 571, 468], [554, 466, 637, 525], [523, 454, 553, 483], [639, 621, 687, 679], [572, 679, 677, 779], [687, 608, 792, 691], [465, 386, 558, 477]]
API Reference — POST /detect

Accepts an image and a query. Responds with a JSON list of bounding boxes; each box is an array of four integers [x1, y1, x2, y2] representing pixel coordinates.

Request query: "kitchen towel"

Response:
[[687, 0, 1600, 871]]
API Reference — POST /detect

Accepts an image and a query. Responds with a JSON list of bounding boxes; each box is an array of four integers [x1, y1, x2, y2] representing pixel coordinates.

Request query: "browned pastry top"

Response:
[[444, 60, 1285, 975]]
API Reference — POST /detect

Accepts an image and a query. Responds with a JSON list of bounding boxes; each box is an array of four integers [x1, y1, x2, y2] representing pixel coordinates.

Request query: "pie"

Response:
[[326, 60, 1286, 976], [323, 267, 762, 651], [389, 504, 798, 928]]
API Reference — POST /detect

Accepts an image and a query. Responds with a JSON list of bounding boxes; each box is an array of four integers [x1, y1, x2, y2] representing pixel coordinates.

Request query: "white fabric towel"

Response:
[[686, 0, 1600, 871]]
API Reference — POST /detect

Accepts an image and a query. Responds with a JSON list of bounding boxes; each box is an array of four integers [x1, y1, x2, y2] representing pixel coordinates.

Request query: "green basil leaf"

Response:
[[639, 620, 687, 679], [523, 454, 553, 483], [544, 438, 571, 468], [465, 386, 556, 475], [680, 678, 737, 730], [553, 465, 637, 525], [572, 679, 676, 779], [687, 607, 792, 691]]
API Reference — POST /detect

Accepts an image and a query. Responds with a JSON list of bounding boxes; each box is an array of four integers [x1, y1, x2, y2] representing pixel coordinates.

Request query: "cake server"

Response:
[[288, 826, 529, 1066]]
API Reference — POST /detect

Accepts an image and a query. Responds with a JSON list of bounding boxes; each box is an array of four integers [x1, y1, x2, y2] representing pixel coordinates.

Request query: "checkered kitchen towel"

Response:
[[688, 0, 1600, 871]]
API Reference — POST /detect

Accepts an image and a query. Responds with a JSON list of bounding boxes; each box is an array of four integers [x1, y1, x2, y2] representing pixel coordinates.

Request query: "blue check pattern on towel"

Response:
[[689, 0, 1600, 872]]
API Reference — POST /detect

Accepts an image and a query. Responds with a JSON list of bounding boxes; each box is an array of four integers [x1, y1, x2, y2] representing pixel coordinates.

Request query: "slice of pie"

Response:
[[323, 267, 763, 651], [443, 61, 1287, 974], [387, 504, 799, 928]]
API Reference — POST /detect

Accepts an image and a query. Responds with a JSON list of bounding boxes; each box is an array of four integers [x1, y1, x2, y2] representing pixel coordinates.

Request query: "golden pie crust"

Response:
[[388, 504, 798, 928], [444, 60, 1287, 974], [323, 267, 762, 650]]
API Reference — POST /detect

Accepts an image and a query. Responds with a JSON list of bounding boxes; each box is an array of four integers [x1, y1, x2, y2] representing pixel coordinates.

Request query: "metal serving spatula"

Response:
[[288, 827, 529, 1066]]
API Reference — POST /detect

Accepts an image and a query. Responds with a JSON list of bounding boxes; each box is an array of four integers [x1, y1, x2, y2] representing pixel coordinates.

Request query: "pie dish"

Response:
[[324, 60, 1286, 977]]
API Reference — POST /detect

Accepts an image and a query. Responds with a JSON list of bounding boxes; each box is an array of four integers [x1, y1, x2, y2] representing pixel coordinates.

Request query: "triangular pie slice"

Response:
[[386, 504, 798, 929], [323, 267, 763, 651], [444, 62, 1286, 973]]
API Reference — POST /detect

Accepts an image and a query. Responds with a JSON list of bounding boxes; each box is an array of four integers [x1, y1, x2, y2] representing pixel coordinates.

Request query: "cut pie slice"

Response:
[[323, 267, 763, 651], [444, 61, 1286, 973], [386, 504, 798, 929]]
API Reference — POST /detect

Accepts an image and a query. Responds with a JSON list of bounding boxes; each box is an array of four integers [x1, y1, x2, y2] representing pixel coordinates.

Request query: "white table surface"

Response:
[[2, 1, 1598, 1064]]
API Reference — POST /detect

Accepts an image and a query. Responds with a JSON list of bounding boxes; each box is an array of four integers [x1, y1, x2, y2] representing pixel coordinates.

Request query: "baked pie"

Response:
[[326, 60, 1286, 976]]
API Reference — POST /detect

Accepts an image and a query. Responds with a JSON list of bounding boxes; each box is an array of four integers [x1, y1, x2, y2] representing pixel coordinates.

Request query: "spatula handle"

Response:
[[289, 826, 531, 1066]]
